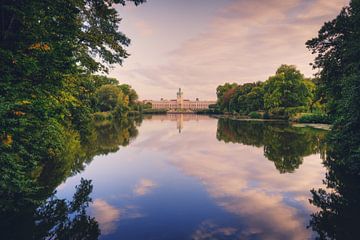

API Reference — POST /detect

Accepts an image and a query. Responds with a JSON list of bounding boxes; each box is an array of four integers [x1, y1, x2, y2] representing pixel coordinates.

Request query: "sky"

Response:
[[109, 0, 349, 100]]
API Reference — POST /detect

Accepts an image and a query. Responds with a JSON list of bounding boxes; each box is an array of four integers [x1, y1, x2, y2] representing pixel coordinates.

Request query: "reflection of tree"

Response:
[[0, 178, 100, 240], [308, 139, 360, 239], [37, 117, 141, 196], [81, 117, 140, 162], [216, 119, 326, 173], [0, 118, 141, 239]]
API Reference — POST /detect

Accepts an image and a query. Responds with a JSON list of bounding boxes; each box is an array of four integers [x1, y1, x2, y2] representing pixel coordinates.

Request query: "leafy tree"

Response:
[[307, 1, 360, 238], [230, 82, 264, 114], [0, 0, 144, 217], [306, 0, 360, 146], [119, 84, 139, 105], [263, 65, 311, 116], [216, 83, 237, 111], [95, 84, 125, 112]]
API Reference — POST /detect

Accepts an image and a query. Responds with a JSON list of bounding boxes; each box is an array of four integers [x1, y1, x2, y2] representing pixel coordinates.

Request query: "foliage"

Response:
[[93, 111, 113, 121], [0, 0, 144, 217], [216, 65, 320, 118], [297, 113, 331, 124], [95, 84, 126, 112], [119, 84, 139, 105], [263, 65, 311, 116], [248, 111, 262, 119], [216, 83, 238, 111], [306, 1, 360, 238]]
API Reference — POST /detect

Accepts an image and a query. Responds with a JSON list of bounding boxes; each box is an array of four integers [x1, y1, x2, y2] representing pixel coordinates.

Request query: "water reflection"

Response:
[[308, 134, 360, 239], [4, 114, 336, 239], [0, 117, 141, 240], [55, 115, 327, 239], [0, 178, 100, 240], [144, 114, 212, 133], [217, 118, 327, 173]]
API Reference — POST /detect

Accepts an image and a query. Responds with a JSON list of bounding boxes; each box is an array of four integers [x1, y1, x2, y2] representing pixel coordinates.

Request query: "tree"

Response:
[[306, 0, 360, 143], [232, 82, 264, 114], [119, 84, 139, 105], [263, 65, 311, 116], [0, 0, 145, 216], [216, 83, 237, 111], [95, 84, 125, 112], [306, 1, 360, 238]]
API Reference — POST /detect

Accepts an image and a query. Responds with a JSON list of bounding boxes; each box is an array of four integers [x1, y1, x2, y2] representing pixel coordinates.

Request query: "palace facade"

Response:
[[143, 88, 216, 110]]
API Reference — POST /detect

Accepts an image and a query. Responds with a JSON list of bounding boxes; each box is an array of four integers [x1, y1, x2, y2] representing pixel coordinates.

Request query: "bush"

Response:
[[249, 111, 262, 119], [298, 113, 331, 124], [285, 106, 308, 116], [263, 112, 270, 119]]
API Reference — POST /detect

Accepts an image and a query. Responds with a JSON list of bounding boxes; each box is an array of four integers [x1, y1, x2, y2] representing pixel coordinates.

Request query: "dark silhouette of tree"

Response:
[[0, 178, 100, 240], [307, 1, 360, 238]]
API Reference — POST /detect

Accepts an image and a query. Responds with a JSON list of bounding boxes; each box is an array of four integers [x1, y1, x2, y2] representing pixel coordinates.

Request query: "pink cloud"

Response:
[[114, 0, 349, 100]]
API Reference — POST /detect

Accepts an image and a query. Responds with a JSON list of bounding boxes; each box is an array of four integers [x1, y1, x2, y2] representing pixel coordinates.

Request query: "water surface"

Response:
[[56, 114, 327, 239]]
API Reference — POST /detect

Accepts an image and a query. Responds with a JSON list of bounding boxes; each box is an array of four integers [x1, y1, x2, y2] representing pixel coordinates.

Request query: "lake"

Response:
[[55, 114, 327, 240]]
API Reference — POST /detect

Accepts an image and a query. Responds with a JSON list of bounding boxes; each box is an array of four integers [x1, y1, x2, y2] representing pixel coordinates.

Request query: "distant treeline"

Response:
[[215, 64, 328, 122]]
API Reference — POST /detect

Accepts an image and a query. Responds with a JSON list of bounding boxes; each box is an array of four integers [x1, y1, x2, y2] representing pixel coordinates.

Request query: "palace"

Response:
[[143, 88, 216, 110]]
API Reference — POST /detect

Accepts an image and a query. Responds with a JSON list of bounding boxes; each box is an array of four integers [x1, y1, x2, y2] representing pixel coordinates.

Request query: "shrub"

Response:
[[263, 112, 270, 119], [285, 106, 308, 116], [249, 111, 262, 119], [298, 113, 331, 124]]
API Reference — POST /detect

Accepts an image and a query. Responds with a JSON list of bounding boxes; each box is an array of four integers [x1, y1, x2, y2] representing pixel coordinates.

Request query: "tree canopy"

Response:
[[263, 65, 311, 115], [215, 65, 316, 117]]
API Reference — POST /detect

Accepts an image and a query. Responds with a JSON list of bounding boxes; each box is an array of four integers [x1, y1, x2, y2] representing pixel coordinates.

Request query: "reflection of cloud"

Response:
[[90, 200, 144, 235], [91, 199, 120, 235], [135, 116, 326, 239], [192, 220, 238, 240], [133, 178, 157, 196]]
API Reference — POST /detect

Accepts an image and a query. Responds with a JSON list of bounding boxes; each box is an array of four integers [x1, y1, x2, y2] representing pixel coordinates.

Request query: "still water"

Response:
[[56, 114, 327, 240]]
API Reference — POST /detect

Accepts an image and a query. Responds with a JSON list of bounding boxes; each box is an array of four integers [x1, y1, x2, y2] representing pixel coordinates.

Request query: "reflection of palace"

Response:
[[143, 88, 216, 110], [147, 114, 212, 133]]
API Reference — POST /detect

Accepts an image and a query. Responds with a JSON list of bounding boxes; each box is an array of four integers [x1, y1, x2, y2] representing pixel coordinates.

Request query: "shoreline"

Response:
[[212, 114, 332, 130]]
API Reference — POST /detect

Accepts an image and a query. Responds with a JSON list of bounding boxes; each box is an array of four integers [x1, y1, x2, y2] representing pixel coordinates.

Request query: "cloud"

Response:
[[90, 199, 120, 235], [116, 0, 348, 99], [133, 178, 157, 196]]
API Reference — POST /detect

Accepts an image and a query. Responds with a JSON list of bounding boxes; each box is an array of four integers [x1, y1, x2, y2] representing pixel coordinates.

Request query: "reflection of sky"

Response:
[[56, 115, 325, 239]]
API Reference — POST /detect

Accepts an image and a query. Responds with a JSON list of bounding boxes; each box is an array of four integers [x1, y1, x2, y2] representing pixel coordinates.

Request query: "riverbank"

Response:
[[213, 114, 332, 130]]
